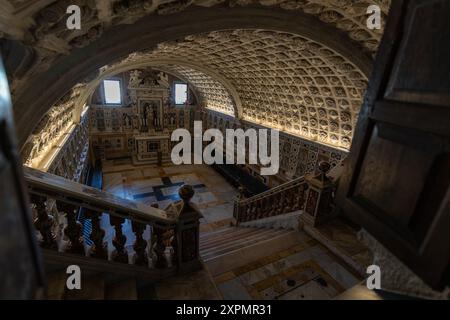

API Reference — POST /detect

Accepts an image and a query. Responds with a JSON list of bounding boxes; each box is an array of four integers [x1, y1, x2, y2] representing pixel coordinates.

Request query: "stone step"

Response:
[[200, 228, 285, 255], [200, 226, 239, 240], [201, 229, 288, 261], [200, 227, 272, 250], [204, 231, 306, 276]]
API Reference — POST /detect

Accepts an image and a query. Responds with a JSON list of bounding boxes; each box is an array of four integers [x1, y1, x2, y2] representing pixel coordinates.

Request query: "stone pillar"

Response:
[[175, 185, 202, 273], [300, 161, 336, 227]]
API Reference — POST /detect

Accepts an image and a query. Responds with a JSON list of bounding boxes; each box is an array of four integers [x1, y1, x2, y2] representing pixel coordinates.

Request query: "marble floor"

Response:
[[102, 159, 237, 224]]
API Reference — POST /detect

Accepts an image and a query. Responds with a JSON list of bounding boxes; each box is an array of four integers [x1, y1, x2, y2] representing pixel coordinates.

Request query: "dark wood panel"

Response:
[[351, 122, 450, 247], [337, 0, 450, 290], [373, 101, 450, 137], [385, 0, 450, 106]]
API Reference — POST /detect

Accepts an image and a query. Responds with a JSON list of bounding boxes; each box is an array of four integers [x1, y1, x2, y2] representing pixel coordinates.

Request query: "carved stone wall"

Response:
[[20, 91, 90, 183], [88, 68, 203, 163], [48, 110, 90, 182], [206, 109, 347, 187]]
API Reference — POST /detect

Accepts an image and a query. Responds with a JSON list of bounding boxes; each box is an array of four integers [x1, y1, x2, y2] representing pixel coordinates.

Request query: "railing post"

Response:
[[175, 185, 202, 273], [110, 216, 128, 263], [84, 209, 107, 260], [301, 161, 336, 227], [30, 194, 57, 249]]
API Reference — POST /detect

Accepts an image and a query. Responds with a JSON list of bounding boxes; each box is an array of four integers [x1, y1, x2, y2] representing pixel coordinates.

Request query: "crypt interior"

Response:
[[0, 0, 449, 300]]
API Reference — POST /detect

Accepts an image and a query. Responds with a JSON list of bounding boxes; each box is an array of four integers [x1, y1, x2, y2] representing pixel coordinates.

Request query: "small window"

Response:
[[103, 79, 122, 105], [174, 82, 188, 105]]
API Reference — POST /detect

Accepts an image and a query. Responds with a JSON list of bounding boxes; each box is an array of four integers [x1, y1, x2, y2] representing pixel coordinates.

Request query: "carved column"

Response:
[[132, 221, 148, 266], [57, 201, 84, 255], [30, 194, 57, 249], [300, 161, 336, 227], [110, 216, 128, 263], [84, 209, 107, 260], [175, 185, 202, 273]]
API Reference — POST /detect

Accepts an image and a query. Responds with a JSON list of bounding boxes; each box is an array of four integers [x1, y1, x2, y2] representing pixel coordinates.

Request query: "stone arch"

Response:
[[10, 5, 377, 147]]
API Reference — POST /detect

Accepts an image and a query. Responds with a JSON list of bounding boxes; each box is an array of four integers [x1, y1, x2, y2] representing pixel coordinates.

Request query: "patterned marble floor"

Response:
[[102, 159, 237, 221]]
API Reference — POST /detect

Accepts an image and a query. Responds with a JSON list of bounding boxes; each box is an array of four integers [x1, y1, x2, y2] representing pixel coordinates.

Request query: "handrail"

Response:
[[24, 166, 201, 273], [24, 167, 175, 225], [238, 176, 306, 205], [234, 176, 309, 224]]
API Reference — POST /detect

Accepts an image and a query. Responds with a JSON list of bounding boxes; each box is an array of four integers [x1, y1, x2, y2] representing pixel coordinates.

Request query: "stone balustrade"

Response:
[[24, 167, 201, 274]]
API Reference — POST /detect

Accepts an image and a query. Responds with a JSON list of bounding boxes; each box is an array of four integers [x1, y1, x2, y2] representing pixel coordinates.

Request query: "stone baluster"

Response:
[[57, 201, 84, 254], [84, 209, 107, 260], [132, 221, 148, 266], [30, 194, 57, 249], [110, 216, 128, 263], [153, 225, 167, 269]]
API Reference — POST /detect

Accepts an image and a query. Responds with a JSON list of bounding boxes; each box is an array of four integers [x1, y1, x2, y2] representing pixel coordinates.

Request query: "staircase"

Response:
[[22, 160, 339, 300], [200, 226, 291, 262], [23, 167, 204, 300]]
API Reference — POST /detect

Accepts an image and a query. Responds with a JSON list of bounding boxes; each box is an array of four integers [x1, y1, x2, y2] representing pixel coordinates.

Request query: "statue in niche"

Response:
[[122, 113, 132, 127], [140, 103, 150, 131], [170, 113, 176, 126], [151, 102, 160, 129], [139, 99, 162, 131]]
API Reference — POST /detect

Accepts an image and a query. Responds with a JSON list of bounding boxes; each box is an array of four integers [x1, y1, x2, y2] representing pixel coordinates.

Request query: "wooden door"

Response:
[[0, 55, 45, 298], [336, 0, 450, 290]]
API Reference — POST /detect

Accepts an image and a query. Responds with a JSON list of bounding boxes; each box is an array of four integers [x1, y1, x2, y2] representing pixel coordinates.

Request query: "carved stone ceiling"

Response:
[[1, 0, 391, 150], [85, 28, 369, 150], [2, 0, 390, 91]]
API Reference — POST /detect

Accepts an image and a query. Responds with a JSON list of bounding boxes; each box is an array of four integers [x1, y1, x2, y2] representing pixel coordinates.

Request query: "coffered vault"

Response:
[[1, 0, 391, 148], [73, 29, 369, 150]]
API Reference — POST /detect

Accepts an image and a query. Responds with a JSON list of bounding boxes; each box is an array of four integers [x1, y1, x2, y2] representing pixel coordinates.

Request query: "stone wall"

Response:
[[48, 111, 90, 183], [20, 87, 90, 183], [205, 110, 347, 187]]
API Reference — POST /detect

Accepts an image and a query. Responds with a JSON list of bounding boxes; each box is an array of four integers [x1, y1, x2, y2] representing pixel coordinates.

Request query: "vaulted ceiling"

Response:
[[0, 0, 391, 149]]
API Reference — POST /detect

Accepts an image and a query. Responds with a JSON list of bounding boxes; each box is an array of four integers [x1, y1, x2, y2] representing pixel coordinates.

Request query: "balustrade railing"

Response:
[[24, 167, 201, 274], [234, 161, 336, 226], [234, 176, 309, 224]]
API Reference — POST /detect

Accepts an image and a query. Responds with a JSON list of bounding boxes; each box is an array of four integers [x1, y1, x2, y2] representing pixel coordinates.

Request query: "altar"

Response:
[[133, 135, 171, 165]]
